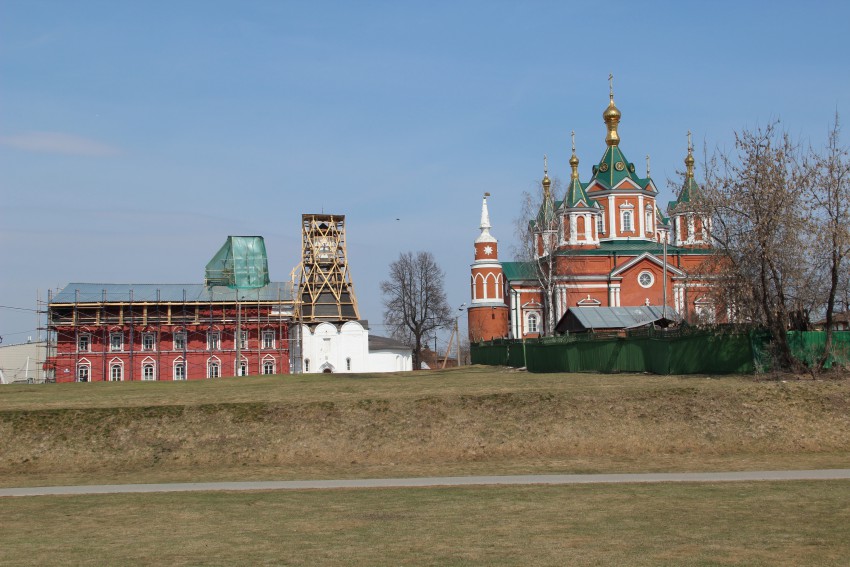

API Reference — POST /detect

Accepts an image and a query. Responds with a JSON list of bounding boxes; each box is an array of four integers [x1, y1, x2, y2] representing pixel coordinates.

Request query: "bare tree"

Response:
[[381, 251, 451, 370], [807, 113, 850, 370], [513, 176, 561, 336], [701, 121, 814, 369]]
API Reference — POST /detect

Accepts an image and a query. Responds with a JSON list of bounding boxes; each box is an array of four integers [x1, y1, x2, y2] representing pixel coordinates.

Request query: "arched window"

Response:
[[237, 359, 248, 376], [622, 210, 633, 232], [110, 364, 123, 382], [527, 313, 539, 334], [76, 363, 90, 382], [142, 363, 156, 381], [173, 360, 186, 381], [207, 359, 221, 379], [263, 360, 275, 375], [645, 206, 654, 233]]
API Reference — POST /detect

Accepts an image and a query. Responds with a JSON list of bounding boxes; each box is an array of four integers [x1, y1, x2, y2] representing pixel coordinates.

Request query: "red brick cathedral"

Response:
[[468, 87, 716, 341]]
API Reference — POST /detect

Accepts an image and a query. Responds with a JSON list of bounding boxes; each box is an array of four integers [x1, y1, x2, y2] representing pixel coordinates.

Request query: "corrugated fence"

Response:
[[471, 329, 850, 374]]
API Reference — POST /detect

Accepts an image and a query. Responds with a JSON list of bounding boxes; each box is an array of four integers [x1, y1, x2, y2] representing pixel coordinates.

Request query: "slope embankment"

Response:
[[2, 368, 849, 485]]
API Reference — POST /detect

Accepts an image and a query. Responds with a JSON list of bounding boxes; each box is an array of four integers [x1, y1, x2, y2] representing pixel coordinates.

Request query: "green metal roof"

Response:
[[501, 261, 538, 281], [590, 145, 644, 189], [564, 178, 596, 208], [669, 175, 700, 212], [552, 240, 714, 257]]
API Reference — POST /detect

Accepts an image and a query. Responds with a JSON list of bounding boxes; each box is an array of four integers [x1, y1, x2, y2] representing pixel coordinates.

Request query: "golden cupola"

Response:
[[603, 74, 621, 146], [685, 130, 695, 178]]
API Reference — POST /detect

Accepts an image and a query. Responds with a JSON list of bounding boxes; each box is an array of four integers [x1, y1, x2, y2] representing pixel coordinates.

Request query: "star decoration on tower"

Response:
[[483, 245, 493, 256]]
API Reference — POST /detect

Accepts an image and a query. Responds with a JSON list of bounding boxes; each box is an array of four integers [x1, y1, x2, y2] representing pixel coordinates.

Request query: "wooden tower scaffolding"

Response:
[[297, 214, 361, 323]]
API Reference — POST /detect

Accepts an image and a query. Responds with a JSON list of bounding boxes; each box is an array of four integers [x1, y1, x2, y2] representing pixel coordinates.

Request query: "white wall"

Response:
[[368, 349, 413, 372], [300, 322, 412, 373]]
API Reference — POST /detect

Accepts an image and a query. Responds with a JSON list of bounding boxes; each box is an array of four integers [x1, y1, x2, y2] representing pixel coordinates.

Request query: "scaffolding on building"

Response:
[[296, 214, 360, 323]]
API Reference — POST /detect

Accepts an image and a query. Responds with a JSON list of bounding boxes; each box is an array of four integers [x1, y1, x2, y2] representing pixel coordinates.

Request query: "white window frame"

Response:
[[645, 206, 654, 234], [596, 215, 604, 236], [622, 210, 633, 233], [173, 358, 186, 381], [173, 331, 187, 351], [109, 358, 124, 381], [239, 331, 249, 350], [109, 332, 123, 352], [236, 357, 249, 376], [207, 357, 221, 378], [207, 331, 221, 351], [141, 359, 156, 381], [262, 356, 275, 375], [526, 312, 541, 334], [638, 270, 655, 289], [76, 360, 91, 382], [142, 332, 156, 351], [78, 334, 91, 353], [262, 330, 275, 350]]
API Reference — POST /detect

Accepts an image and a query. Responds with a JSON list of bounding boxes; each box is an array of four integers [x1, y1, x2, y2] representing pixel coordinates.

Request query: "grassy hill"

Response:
[[2, 366, 849, 487]]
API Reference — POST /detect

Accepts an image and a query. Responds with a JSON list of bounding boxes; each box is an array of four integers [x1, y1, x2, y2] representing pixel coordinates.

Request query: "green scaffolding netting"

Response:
[[204, 236, 270, 289]]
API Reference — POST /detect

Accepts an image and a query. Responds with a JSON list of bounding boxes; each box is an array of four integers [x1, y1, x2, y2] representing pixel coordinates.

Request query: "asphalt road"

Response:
[[2, 469, 850, 497]]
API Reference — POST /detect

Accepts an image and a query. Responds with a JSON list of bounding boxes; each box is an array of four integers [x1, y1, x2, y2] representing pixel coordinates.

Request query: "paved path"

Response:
[[2, 469, 850, 497]]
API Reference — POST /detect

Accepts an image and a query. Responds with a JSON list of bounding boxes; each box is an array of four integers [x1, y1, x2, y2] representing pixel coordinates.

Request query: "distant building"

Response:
[[0, 340, 47, 384], [468, 85, 718, 341], [46, 282, 294, 383]]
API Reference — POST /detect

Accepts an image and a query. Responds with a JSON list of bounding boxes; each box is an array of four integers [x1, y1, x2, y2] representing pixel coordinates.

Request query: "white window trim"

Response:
[[235, 356, 249, 376], [207, 356, 221, 379], [109, 357, 124, 381], [78, 333, 91, 353], [173, 357, 186, 381], [109, 332, 123, 352], [262, 355, 276, 375], [76, 358, 91, 382], [262, 330, 276, 350], [207, 331, 221, 351], [142, 332, 156, 352], [174, 331, 187, 351], [141, 357, 156, 381], [645, 205, 654, 234], [638, 270, 655, 289], [525, 311, 541, 334], [240, 331, 249, 350]]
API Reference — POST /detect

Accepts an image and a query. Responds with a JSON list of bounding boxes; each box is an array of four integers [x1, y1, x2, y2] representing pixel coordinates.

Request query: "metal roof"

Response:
[[557, 305, 680, 332], [368, 335, 412, 352], [50, 282, 294, 305]]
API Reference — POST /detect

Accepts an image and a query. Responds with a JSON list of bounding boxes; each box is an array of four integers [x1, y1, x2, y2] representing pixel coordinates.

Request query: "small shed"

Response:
[[555, 306, 679, 335]]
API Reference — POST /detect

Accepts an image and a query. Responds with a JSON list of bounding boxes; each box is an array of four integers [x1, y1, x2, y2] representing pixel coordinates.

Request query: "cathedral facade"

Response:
[[468, 87, 717, 341]]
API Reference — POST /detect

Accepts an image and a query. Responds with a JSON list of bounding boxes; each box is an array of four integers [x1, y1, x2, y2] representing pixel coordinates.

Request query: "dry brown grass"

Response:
[[2, 366, 849, 488], [3, 481, 850, 566]]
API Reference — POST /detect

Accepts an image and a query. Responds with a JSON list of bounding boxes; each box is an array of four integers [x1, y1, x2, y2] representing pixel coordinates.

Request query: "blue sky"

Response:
[[2, 1, 849, 347]]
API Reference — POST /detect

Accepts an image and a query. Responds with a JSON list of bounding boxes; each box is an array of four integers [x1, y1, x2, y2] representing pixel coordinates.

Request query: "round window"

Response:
[[638, 271, 654, 288]]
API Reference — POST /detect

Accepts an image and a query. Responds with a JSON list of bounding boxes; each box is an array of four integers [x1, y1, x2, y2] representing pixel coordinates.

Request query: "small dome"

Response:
[[684, 152, 695, 167], [569, 153, 579, 167], [542, 173, 551, 188], [603, 98, 621, 122]]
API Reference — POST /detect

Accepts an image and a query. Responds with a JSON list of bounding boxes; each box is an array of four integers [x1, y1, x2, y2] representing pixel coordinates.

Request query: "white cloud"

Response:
[[0, 131, 120, 156]]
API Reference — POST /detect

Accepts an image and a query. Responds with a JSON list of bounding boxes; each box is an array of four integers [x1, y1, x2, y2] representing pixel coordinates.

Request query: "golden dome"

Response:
[[603, 97, 621, 147], [542, 172, 551, 189], [603, 98, 621, 122]]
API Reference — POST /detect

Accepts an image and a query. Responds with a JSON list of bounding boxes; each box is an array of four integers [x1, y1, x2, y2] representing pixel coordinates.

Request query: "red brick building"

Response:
[[46, 283, 293, 382], [469, 87, 717, 340]]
